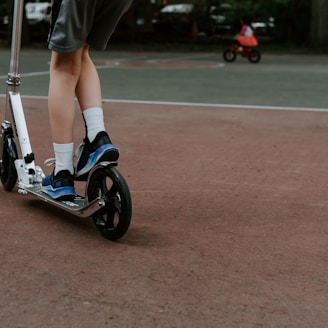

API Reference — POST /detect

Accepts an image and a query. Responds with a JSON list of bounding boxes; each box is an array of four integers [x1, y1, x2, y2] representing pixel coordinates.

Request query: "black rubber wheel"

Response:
[[0, 136, 18, 191], [248, 49, 261, 63], [88, 166, 132, 241], [223, 49, 237, 62]]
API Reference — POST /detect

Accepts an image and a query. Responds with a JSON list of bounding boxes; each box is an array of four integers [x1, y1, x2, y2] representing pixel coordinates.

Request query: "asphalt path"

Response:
[[1, 47, 328, 327], [0, 47, 327, 110]]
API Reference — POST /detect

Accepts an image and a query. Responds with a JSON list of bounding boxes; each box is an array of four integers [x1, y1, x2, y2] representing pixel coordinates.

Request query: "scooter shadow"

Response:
[[26, 198, 164, 246]]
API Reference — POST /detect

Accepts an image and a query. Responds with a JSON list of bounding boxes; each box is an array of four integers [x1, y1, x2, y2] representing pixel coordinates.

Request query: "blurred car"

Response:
[[208, 3, 234, 35], [152, 3, 215, 37], [251, 17, 275, 36], [25, 2, 51, 38], [1, 1, 51, 40]]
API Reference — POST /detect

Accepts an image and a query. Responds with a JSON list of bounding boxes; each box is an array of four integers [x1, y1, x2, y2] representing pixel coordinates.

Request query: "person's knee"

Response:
[[51, 49, 84, 76]]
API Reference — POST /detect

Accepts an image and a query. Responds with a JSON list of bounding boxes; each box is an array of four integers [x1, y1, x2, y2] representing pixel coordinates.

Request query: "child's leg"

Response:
[[48, 48, 83, 174], [48, 48, 83, 144], [42, 48, 85, 199], [75, 45, 106, 142], [76, 45, 102, 111], [73, 46, 119, 181]]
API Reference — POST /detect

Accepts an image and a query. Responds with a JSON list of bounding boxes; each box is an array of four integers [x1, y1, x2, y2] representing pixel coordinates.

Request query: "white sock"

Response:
[[82, 107, 105, 142], [53, 143, 74, 175]]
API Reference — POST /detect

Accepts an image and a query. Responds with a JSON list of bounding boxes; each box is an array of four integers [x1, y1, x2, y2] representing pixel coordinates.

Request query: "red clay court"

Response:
[[0, 95, 328, 327]]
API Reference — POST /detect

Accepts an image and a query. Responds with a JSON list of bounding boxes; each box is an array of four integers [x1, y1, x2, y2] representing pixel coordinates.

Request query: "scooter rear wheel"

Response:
[[87, 165, 132, 241]]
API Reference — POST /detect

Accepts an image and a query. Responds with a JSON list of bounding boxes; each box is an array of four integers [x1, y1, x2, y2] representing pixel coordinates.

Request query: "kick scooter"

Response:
[[0, 0, 132, 240]]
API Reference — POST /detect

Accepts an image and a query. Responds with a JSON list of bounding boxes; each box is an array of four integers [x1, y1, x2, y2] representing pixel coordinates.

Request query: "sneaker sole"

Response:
[[42, 185, 76, 201], [75, 146, 119, 181]]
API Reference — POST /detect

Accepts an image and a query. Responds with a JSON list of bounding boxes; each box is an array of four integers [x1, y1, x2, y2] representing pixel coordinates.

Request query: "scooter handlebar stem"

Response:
[[9, 0, 24, 80]]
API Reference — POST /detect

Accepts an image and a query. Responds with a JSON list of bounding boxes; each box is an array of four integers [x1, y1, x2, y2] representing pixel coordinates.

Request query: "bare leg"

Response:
[[76, 45, 102, 111], [75, 45, 107, 143], [48, 48, 83, 144], [42, 49, 82, 198]]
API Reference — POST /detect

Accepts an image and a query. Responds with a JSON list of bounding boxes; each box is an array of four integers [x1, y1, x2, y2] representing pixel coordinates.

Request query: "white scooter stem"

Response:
[[7, 0, 38, 187]]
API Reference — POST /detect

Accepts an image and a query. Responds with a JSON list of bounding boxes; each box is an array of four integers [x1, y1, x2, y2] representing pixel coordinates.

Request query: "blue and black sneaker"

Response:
[[75, 131, 119, 181], [42, 170, 76, 201]]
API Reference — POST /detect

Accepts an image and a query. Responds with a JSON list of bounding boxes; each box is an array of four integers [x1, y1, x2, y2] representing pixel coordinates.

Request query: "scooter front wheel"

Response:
[[87, 165, 132, 241], [223, 49, 237, 62], [0, 133, 18, 191]]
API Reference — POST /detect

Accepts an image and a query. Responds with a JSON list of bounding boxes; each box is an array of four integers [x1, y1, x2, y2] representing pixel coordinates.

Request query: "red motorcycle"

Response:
[[223, 43, 261, 63]]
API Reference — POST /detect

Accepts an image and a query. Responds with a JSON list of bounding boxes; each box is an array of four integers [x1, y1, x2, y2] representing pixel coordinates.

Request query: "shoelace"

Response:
[[44, 158, 56, 167], [44, 143, 84, 174], [74, 143, 84, 159], [44, 143, 84, 167]]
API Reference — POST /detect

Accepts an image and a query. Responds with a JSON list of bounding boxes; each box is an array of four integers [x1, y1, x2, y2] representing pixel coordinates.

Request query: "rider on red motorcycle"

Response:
[[235, 17, 258, 48]]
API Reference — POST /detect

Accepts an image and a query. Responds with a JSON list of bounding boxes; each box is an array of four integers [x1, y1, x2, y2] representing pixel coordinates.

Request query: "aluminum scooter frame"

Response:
[[0, 0, 107, 218]]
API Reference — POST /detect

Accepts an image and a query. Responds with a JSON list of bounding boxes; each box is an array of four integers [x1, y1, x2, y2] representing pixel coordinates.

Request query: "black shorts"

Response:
[[48, 0, 132, 53]]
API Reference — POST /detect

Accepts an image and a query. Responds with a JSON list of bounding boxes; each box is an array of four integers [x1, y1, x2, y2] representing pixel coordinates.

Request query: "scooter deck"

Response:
[[23, 184, 105, 218]]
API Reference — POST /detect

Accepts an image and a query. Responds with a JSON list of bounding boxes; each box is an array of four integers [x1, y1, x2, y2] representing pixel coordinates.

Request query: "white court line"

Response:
[[0, 94, 327, 113], [101, 99, 328, 113], [0, 71, 49, 79], [0, 63, 120, 79]]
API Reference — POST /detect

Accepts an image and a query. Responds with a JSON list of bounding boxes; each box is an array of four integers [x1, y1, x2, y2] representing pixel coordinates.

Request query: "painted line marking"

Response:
[[1, 95, 327, 113]]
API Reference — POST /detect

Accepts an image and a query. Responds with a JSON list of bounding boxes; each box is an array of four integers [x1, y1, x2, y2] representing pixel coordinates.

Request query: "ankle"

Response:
[[82, 107, 105, 142], [53, 142, 74, 175]]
